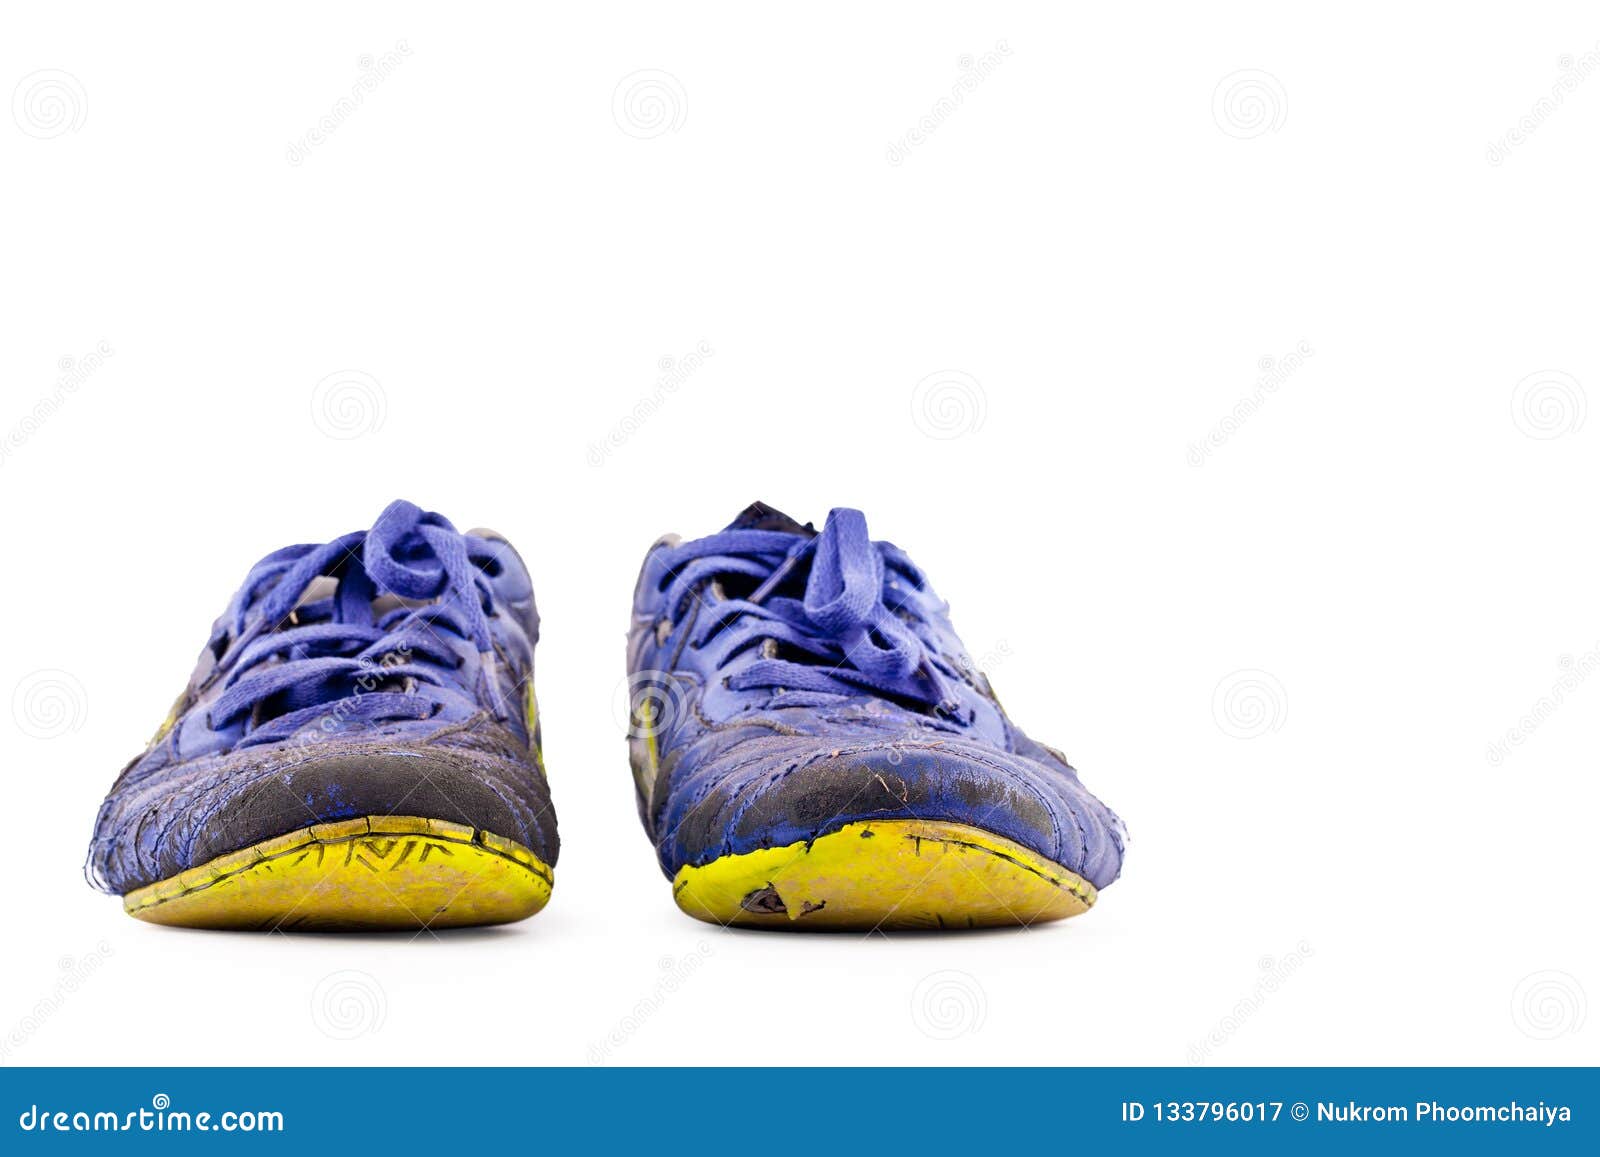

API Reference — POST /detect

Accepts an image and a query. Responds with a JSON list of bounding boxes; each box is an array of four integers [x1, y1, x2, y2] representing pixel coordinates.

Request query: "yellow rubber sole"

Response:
[[671, 819, 1096, 930], [123, 816, 553, 932]]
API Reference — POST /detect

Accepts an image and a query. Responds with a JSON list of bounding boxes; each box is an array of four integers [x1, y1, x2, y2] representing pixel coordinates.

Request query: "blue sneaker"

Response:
[[625, 503, 1126, 930], [86, 500, 557, 931]]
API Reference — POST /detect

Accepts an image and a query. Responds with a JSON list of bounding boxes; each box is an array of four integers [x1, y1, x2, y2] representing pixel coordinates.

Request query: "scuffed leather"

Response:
[[87, 714, 557, 894], [626, 519, 1127, 889]]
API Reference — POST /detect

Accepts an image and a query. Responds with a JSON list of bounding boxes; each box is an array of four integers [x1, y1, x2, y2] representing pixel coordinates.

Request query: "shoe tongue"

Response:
[[724, 501, 815, 537]]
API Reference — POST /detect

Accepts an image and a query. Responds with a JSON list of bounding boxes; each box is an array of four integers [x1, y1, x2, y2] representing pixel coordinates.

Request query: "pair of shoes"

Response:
[[86, 500, 1126, 932]]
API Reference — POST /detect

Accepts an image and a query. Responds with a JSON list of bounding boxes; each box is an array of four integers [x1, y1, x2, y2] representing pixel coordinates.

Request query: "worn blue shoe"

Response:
[[86, 500, 557, 931], [625, 502, 1125, 930]]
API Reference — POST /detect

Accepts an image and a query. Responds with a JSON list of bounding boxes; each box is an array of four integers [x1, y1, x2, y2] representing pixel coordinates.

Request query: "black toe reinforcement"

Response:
[[181, 751, 559, 874]]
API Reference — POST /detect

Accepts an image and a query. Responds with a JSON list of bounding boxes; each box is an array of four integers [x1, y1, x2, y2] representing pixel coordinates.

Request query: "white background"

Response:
[[2, 3, 1596, 1067]]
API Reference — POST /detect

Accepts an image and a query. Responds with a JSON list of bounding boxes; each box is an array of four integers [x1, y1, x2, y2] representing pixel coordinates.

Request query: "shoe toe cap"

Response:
[[89, 734, 557, 895], [660, 735, 1125, 889]]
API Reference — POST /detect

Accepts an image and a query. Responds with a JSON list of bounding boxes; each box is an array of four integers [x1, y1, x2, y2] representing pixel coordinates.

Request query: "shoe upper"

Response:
[[625, 503, 1126, 889], [86, 500, 558, 895]]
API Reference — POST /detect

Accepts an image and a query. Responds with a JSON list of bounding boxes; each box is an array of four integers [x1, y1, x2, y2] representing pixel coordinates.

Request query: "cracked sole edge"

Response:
[[670, 819, 1097, 931], [121, 816, 553, 932]]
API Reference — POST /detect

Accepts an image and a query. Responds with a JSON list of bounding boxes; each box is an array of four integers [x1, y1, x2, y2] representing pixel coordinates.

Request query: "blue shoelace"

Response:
[[205, 500, 510, 746], [658, 508, 959, 710]]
